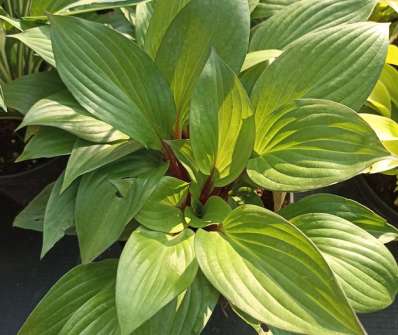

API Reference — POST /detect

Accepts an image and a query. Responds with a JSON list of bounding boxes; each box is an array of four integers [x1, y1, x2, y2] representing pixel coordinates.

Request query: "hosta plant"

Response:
[[12, 0, 398, 334]]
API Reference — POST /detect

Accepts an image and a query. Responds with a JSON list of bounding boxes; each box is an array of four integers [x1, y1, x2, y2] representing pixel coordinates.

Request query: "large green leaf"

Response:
[[195, 205, 364, 335], [252, 22, 389, 154], [4, 71, 64, 114], [292, 213, 398, 313], [13, 183, 53, 232], [379, 64, 398, 108], [11, 26, 54, 66], [116, 228, 198, 335], [59, 284, 120, 335], [133, 270, 219, 335], [190, 51, 254, 187], [367, 80, 392, 117], [155, 0, 250, 132], [63, 139, 140, 191], [18, 260, 118, 335], [20, 91, 128, 143], [50, 15, 176, 149], [75, 152, 167, 263], [247, 99, 389, 191], [279, 193, 398, 243], [17, 127, 76, 161], [250, 0, 377, 51], [136, 176, 189, 233], [41, 172, 78, 258], [144, 0, 191, 58]]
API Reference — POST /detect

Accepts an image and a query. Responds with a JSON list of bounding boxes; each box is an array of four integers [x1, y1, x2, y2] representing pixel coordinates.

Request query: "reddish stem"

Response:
[[162, 142, 189, 181]]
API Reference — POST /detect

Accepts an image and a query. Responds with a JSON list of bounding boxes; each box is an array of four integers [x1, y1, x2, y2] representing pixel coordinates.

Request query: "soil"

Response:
[[364, 173, 398, 210], [0, 119, 41, 176]]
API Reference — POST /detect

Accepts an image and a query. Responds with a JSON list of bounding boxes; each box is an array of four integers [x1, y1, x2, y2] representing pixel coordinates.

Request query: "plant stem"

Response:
[[161, 141, 189, 181]]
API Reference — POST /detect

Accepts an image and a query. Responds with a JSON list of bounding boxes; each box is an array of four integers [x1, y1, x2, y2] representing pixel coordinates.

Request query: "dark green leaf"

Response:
[[50, 15, 176, 149], [18, 260, 118, 335]]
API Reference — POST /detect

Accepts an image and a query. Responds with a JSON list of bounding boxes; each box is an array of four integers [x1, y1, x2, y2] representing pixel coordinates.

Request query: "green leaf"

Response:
[[18, 259, 118, 335], [11, 26, 54, 66], [249, 0, 260, 12], [0, 83, 6, 112], [50, 15, 176, 149], [116, 228, 198, 335], [292, 213, 398, 313], [133, 270, 219, 335], [252, 22, 389, 153], [75, 152, 167, 263], [55, 0, 146, 15], [41, 172, 78, 258], [155, 0, 250, 132], [251, 0, 295, 20], [190, 50, 254, 187], [185, 196, 232, 229], [379, 64, 398, 108], [59, 284, 120, 335], [360, 113, 398, 155], [17, 127, 76, 161], [247, 99, 389, 191], [367, 80, 392, 117], [20, 91, 129, 143], [134, 2, 154, 47], [13, 183, 53, 232], [241, 50, 282, 72], [63, 139, 141, 191], [136, 176, 189, 233], [195, 205, 364, 335], [250, 0, 377, 51], [279, 193, 398, 243], [144, 0, 191, 58], [4, 71, 64, 114]]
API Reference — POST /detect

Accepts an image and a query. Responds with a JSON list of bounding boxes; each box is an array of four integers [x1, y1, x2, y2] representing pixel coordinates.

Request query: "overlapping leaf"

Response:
[[195, 205, 364, 335], [116, 228, 198, 335], [4, 71, 64, 114], [279, 193, 398, 243], [155, 0, 250, 131], [50, 15, 176, 149], [20, 91, 128, 143], [190, 51, 254, 187], [133, 271, 219, 335], [292, 213, 398, 313], [136, 176, 189, 233], [247, 99, 389, 191], [250, 0, 376, 51], [41, 172, 78, 257], [18, 260, 118, 335], [63, 139, 140, 191], [252, 22, 389, 154], [75, 152, 167, 263]]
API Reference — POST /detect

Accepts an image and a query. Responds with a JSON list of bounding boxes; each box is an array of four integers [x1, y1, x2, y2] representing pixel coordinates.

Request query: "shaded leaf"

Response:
[[41, 172, 78, 257], [18, 260, 118, 335], [63, 139, 140, 191], [20, 91, 128, 143]]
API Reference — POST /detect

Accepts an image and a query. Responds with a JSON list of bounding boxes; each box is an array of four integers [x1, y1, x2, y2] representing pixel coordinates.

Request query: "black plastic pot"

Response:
[[0, 157, 66, 206]]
